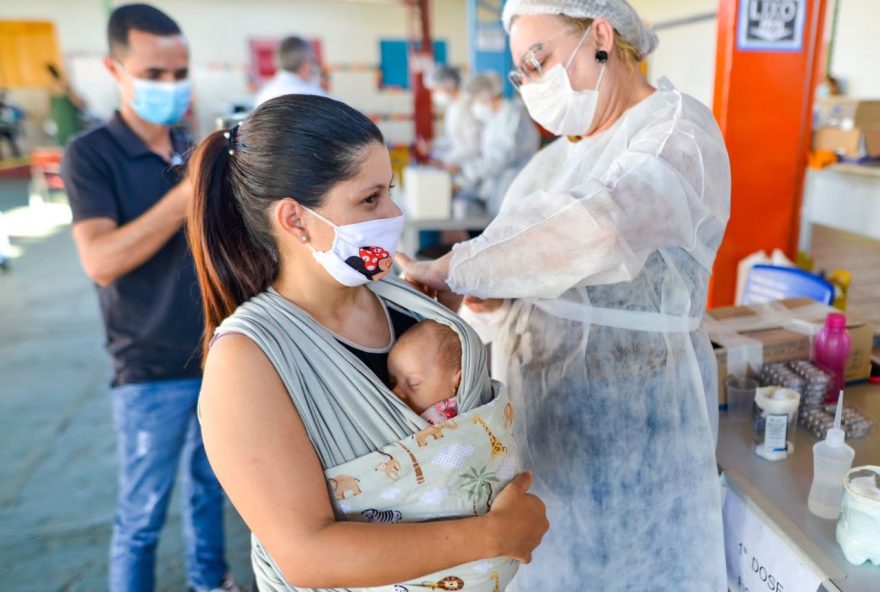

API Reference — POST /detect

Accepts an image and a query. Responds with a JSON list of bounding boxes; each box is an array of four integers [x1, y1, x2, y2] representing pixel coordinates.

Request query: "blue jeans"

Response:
[[110, 378, 227, 592]]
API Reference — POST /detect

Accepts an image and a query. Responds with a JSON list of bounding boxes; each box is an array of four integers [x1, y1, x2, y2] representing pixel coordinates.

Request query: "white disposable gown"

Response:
[[449, 79, 730, 591], [456, 99, 540, 215], [433, 96, 483, 167]]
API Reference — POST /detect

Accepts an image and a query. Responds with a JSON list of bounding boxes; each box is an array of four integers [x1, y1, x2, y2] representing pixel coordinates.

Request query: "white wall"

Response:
[[632, 0, 880, 106], [0, 0, 469, 143], [829, 0, 880, 97], [4, 0, 879, 148], [630, 0, 718, 108]]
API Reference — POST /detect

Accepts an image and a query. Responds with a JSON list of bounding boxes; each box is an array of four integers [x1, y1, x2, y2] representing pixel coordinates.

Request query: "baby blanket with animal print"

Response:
[[325, 385, 520, 592]]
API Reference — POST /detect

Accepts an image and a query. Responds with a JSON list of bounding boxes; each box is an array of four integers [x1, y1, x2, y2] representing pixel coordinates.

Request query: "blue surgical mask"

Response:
[[116, 60, 191, 125], [117, 62, 192, 125], [129, 76, 192, 125]]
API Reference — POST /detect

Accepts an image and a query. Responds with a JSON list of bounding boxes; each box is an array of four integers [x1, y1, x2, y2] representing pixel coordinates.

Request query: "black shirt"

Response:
[[337, 300, 418, 386], [62, 113, 202, 387]]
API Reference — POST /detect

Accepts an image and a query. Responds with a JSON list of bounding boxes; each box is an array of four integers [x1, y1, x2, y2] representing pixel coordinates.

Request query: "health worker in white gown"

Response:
[[398, 1, 731, 590]]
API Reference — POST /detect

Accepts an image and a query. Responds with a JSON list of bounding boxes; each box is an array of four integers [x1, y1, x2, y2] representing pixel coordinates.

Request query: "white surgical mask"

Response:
[[304, 207, 405, 287], [470, 101, 494, 123], [432, 91, 453, 109], [519, 26, 606, 137]]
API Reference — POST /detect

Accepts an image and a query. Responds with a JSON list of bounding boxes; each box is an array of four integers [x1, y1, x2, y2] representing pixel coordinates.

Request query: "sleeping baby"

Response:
[[387, 320, 461, 425], [327, 318, 522, 590]]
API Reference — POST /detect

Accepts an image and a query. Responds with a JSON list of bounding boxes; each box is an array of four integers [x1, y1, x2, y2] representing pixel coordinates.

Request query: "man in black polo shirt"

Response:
[[62, 5, 236, 592]]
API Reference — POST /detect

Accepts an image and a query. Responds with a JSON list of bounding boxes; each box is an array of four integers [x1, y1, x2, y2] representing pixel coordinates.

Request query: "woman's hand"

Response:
[[463, 296, 505, 314], [396, 252, 452, 294], [484, 470, 549, 563]]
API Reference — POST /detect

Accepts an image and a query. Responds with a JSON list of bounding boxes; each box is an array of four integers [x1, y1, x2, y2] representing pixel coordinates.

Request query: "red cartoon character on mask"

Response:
[[345, 246, 393, 280]]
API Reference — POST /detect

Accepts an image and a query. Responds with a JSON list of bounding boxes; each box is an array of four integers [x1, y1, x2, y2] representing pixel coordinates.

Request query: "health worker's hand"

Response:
[[396, 252, 451, 294]]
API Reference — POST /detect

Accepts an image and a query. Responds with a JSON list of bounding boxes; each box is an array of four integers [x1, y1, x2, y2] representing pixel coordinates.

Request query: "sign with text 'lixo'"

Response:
[[737, 0, 807, 52]]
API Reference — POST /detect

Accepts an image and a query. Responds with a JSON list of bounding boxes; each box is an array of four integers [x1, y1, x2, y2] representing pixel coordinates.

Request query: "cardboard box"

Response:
[[814, 98, 880, 129], [402, 166, 451, 220], [711, 328, 813, 407], [812, 128, 880, 158], [704, 299, 874, 406], [866, 130, 880, 157]]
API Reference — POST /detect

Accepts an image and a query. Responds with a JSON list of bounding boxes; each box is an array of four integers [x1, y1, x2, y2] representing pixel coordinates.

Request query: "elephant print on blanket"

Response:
[[328, 475, 361, 500]]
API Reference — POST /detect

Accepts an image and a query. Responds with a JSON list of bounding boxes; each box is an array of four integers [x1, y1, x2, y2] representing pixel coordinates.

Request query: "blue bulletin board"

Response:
[[468, 0, 514, 97], [379, 39, 448, 89]]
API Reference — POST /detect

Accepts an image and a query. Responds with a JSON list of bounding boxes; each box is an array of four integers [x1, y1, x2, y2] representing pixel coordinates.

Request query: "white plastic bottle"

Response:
[[808, 392, 856, 519]]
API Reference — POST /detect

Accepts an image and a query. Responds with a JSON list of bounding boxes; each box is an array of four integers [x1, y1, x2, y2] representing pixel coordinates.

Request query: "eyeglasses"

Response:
[[508, 27, 588, 89]]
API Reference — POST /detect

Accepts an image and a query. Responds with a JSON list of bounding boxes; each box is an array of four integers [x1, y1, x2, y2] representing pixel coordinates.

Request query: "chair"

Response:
[[29, 147, 65, 205], [741, 264, 835, 306]]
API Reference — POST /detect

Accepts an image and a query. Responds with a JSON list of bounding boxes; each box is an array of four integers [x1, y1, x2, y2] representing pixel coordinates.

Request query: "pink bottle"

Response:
[[814, 313, 851, 404]]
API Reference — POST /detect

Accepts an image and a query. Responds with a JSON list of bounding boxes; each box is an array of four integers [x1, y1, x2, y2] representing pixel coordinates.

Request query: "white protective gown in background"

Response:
[[254, 70, 330, 106], [456, 99, 540, 215], [450, 79, 730, 591], [433, 96, 483, 167]]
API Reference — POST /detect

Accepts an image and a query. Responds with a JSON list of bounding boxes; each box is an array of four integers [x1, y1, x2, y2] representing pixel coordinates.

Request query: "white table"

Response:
[[400, 215, 494, 256], [718, 383, 880, 592]]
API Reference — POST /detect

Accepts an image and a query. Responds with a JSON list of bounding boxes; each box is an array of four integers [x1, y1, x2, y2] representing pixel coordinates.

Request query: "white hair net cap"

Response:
[[464, 72, 505, 98], [502, 0, 659, 57]]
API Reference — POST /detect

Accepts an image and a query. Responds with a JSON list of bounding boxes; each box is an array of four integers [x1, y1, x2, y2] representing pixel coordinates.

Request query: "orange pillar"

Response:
[[710, 0, 829, 307]]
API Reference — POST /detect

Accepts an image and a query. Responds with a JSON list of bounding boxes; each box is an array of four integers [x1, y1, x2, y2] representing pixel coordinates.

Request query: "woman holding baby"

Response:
[[188, 95, 547, 592]]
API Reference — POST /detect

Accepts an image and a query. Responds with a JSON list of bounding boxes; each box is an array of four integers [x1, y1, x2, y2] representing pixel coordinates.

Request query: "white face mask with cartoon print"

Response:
[[303, 206, 405, 287]]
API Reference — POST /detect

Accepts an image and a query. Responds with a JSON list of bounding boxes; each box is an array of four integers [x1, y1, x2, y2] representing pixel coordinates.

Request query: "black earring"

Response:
[[595, 50, 609, 63]]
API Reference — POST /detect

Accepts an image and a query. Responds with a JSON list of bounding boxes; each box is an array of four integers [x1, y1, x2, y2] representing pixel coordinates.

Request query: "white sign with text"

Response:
[[737, 0, 807, 51], [723, 486, 823, 592]]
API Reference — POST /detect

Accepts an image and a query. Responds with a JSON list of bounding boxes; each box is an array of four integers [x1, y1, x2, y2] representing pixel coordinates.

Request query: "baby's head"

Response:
[[388, 320, 462, 414]]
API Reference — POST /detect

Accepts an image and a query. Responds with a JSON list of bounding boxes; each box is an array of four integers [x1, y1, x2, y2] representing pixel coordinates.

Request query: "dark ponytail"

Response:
[[188, 95, 385, 359]]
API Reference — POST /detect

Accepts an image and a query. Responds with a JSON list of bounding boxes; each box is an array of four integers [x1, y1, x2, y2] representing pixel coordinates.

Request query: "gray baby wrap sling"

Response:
[[215, 278, 519, 591]]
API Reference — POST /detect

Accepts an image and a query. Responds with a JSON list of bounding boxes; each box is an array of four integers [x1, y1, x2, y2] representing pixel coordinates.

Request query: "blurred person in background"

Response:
[[46, 63, 87, 147], [0, 90, 25, 160], [255, 35, 328, 106], [61, 4, 238, 591], [420, 65, 483, 169], [451, 72, 539, 217], [816, 73, 843, 98]]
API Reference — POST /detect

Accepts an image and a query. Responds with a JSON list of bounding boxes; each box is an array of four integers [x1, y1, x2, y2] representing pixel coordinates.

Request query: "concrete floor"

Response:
[[0, 199, 252, 590]]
